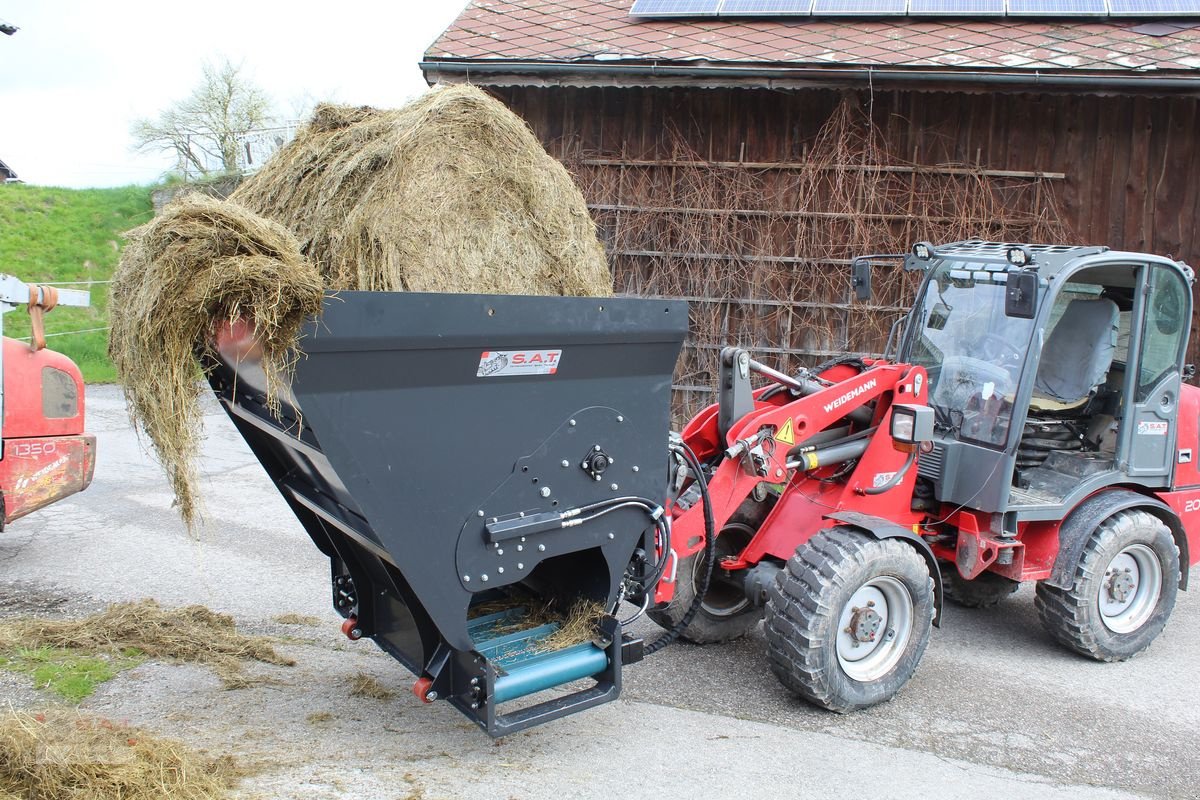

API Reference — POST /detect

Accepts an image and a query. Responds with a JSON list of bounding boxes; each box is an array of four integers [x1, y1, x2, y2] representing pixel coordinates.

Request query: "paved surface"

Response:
[[3, 385, 1198, 799]]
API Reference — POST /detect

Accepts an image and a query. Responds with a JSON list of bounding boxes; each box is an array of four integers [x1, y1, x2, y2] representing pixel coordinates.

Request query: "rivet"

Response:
[[539, 486, 552, 498], [516, 545, 523, 552], [497, 549, 504, 556], [463, 575, 471, 582], [632, 466, 640, 473], [569, 419, 577, 426], [561, 460, 569, 468], [517, 563, 524, 569], [477, 510, 484, 517], [610, 483, 619, 491], [594, 445, 602, 452], [481, 574, 489, 582], [538, 544, 546, 552], [607, 532, 615, 540], [498, 567, 505, 574], [617, 415, 624, 422]]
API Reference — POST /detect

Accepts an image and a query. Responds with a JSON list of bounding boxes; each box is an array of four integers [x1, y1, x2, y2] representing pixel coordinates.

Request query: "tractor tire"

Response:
[[941, 563, 1019, 609], [1035, 509, 1179, 662], [764, 527, 934, 713], [647, 523, 762, 644]]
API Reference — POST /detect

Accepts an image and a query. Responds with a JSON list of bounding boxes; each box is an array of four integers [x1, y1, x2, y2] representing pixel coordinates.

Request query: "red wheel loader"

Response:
[[0, 276, 94, 529], [206, 240, 1198, 735]]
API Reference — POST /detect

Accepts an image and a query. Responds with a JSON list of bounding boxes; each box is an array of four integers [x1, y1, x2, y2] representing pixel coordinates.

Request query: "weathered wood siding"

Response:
[[494, 85, 1200, 391]]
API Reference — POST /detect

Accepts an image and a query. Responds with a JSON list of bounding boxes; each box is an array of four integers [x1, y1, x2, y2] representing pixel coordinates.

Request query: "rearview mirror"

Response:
[[852, 259, 872, 302], [1005, 272, 1038, 319]]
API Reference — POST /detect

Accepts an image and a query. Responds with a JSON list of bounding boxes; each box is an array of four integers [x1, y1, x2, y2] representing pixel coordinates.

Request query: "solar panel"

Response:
[[720, 0, 815, 14], [909, 0, 1005, 14], [629, 0, 722, 16], [810, 0, 907, 14], [1108, 0, 1200, 15], [1007, 0, 1107, 14]]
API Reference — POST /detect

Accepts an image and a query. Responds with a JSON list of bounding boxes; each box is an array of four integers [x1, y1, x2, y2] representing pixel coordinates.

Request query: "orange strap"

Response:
[[26, 284, 59, 352]]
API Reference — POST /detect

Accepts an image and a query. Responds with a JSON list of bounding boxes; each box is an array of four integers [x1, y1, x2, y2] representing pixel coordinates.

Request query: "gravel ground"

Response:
[[2, 385, 1197, 799]]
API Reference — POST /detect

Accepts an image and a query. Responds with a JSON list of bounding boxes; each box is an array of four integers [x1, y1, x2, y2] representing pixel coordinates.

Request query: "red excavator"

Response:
[[0, 276, 94, 529], [205, 240, 1199, 735]]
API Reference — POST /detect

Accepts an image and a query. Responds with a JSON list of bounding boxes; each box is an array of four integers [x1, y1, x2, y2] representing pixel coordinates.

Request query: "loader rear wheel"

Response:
[[764, 527, 933, 713], [647, 522, 761, 644], [1035, 509, 1178, 662]]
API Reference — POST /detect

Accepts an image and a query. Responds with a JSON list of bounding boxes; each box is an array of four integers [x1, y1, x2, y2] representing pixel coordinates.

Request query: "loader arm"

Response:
[[657, 357, 929, 605]]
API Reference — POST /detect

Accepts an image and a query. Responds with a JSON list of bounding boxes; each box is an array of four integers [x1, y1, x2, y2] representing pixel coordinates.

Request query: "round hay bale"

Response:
[[231, 83, 612, 296]]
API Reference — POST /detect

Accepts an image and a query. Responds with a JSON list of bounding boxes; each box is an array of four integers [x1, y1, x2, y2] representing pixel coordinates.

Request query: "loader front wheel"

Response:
[[1035, 509, 1178, 662], [647, 522, 762, 644], [764, 527, 934, 713]]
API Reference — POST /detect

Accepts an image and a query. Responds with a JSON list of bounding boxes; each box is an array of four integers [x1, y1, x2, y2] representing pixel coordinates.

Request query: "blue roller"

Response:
[[493, 642, 609, 704]]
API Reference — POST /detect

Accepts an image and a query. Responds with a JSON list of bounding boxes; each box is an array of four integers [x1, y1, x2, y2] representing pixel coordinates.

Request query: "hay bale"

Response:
[[0, 600, 293, 689], [112, 83, 611, 525], [0, 709, 236, 800], [109, 196, 322, 525], [231, 84, 612, 296]]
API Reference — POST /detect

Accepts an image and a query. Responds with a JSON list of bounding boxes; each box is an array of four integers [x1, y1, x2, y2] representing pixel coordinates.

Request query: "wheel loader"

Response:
[[206, 240, 1198, 735], [0, 276, 94, 529]]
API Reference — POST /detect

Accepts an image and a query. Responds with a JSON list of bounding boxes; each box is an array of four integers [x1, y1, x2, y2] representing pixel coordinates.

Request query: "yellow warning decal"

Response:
[[804, 451, 820, 470], [777, 418, 796, 446]]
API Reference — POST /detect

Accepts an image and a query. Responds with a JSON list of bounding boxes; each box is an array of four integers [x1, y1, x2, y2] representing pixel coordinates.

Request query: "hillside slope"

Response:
[[0, 184, 153, 382]]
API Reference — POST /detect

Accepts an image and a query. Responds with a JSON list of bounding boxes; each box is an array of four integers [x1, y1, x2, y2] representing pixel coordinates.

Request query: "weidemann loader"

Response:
[[207, 240, 1199, 736]]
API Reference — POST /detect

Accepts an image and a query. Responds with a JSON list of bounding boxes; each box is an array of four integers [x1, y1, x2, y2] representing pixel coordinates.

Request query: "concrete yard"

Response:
[[2, 385, 1197, 799]]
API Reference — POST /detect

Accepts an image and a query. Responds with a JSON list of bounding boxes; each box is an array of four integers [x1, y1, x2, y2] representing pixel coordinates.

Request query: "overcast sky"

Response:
[[0, 1, 471, 188]]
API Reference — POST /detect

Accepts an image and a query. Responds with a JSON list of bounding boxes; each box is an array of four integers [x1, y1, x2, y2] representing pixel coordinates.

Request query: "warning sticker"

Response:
[[1137, 420, 1169, 436], [477, 349, 562, 377], [776, 418, 796, 446]]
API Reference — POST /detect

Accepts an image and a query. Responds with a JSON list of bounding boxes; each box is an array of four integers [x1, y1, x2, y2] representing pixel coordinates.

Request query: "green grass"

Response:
[[0, 646, 145, 702], [0, 184, 155, 382]]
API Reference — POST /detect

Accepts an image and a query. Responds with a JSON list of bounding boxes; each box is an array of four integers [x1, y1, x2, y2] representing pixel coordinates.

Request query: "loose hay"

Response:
[[0, 600, 293, 690], [0, 709, 236, 800], [346, 672, 394, 701], [108, 196, 322, 525], [111, 83, 612, 526]]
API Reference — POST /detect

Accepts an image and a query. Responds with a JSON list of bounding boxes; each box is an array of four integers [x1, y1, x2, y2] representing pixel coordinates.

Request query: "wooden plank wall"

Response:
[[494, 85, 1200, 399]]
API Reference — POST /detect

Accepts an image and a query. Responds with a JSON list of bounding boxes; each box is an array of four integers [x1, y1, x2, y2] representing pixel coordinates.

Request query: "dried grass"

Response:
[[346, 672, 393, 701], [469, 594, 606, 654], [0, 709, 236, 800], [108, 195, 322, 525], [271, 614, 320, 627], [111, 83, 612, 526], [0, 600, 292, 690]]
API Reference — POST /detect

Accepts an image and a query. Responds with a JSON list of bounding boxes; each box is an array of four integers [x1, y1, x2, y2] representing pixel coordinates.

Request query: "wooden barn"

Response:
[[423, 1, 1200, 406]]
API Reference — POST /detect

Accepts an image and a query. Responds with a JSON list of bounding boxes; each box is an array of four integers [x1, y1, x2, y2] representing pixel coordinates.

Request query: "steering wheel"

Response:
[[933, 355, 1016, 409], [975, 332, 1023, 366]]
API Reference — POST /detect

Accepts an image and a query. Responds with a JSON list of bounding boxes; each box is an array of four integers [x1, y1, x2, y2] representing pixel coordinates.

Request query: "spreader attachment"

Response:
[[208, 291, 685, 735]]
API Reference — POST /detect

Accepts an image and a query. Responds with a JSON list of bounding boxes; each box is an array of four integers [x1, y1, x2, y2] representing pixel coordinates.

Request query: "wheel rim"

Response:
[[1098, 544, 1162, 634], [697, 522, 754, 618], [836, 576, 914, 682]]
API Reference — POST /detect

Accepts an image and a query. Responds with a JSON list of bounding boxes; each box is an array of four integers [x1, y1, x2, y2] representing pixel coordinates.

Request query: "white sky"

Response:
[[0, 1, 471, 188]]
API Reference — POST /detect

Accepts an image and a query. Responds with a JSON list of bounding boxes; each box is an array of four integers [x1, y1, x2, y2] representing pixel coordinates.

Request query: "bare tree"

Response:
[[132, 58, 273, 178]]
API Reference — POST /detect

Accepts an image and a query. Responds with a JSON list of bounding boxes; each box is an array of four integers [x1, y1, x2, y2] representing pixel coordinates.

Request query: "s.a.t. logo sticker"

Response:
[[477, 349, 562, 377]]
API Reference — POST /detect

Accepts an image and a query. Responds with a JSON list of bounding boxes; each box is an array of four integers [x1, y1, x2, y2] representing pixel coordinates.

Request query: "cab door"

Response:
[[1123, 265, 1190, 479]]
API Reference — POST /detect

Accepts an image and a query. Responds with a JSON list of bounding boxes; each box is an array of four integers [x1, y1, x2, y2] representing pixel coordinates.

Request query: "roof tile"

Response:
[[427, 0, 1200, 74]]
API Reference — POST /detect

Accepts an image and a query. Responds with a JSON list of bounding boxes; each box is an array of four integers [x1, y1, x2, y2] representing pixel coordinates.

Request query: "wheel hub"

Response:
[[846, 602, 883, 645], [1106, 568, 1136, 604]]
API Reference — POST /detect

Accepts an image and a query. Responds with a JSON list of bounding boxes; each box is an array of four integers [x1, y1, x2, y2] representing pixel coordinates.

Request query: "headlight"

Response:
[[912, 241, 935, 261], [1006, 245, 1034, 267], [891, 404, 934, 446]]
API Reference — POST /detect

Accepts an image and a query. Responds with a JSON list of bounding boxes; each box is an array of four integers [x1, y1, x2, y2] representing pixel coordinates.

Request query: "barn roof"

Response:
[[423, 0, 1200, 91]]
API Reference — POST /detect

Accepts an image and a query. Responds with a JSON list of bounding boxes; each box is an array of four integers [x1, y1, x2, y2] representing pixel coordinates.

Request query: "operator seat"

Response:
[[1033, 297, 1120, 406]]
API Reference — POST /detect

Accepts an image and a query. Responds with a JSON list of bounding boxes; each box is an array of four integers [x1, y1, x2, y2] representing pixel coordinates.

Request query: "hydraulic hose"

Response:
[[862, 449, 918, 495], [644, 441, 716, 656]]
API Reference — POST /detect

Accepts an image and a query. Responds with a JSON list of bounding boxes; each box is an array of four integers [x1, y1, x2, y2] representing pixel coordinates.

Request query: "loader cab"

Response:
[[899, 241, 1194, 523]]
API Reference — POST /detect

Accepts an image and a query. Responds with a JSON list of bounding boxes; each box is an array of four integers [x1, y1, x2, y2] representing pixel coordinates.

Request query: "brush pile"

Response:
[[110, 84, 612, 525], [0, 709, 236, 800]]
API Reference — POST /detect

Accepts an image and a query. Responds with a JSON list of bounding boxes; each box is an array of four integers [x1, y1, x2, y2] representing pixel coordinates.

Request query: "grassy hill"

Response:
[[0, 184, 153, 382]]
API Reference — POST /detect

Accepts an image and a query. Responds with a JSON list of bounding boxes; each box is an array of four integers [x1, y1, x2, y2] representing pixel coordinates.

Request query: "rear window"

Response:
[[42, 367, 78, 419]]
